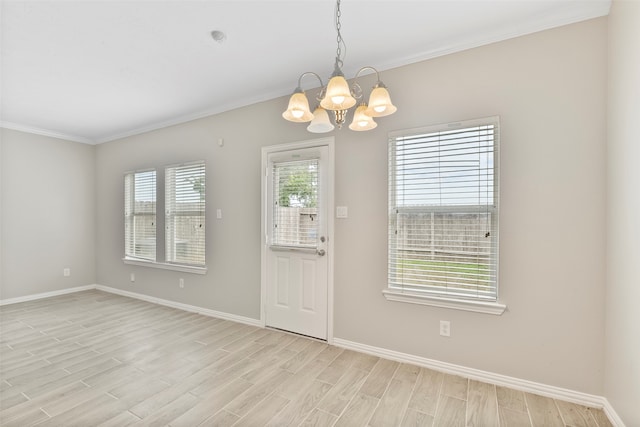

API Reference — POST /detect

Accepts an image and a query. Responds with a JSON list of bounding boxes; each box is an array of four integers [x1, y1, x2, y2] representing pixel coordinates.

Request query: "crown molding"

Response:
[[93, 88, 287, 144], [368, 1, 611, 75], [0, 121, 95, 145]]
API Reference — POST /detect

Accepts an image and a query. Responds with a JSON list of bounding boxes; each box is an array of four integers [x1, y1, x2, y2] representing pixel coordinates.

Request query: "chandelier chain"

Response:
[[335, 0, 343, 65]]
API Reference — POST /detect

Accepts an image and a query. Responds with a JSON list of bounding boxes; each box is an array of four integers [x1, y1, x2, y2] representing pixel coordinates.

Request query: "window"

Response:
[[165, 162, 206, 266], [124, 170, 156, 261], [271, 159, 319, 249], [386, 117, 504, 314], [124, 161, 206, 274]]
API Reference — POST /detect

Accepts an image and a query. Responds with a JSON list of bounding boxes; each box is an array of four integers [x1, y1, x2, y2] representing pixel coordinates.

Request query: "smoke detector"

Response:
[[210, 30, 226, 43]]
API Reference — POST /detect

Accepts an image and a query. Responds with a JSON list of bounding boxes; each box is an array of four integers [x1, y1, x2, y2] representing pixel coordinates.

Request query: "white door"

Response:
[[264, 144, 330, 340]]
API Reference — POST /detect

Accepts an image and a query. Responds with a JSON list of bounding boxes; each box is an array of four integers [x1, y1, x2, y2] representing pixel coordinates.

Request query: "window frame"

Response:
[[165, 161, 206, 268], [122, 161, 207, 275], [384, 117, 506, 315], [270, 158, 320, 251], [124, 169, 157, 262]]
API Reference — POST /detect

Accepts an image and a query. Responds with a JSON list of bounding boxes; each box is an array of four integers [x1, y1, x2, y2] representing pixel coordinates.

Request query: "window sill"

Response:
[[123, 258, 207, 275], [382, 289, 506, 315]]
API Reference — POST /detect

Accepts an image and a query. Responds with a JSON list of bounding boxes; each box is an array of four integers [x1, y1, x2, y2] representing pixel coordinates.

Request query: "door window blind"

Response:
[[124, 170, 156, 261], [272, 159, 319, 248], [165, 162, 206, 266], [388, 117, 499, 301]]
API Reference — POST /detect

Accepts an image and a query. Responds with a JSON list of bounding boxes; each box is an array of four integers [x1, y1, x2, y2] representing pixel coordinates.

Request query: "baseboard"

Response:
[[602, 398, 627, 427], [95, 284, 263, 328], [0, 285, 95, 306], [333, 338, 625, 426], [0, 285, 626, 426]]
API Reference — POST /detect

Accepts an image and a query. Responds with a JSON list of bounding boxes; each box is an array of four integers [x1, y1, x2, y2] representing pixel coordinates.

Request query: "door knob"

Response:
[[317, 249, 326, 256]]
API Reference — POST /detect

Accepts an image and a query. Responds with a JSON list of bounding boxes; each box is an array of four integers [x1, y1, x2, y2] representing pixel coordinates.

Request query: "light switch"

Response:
[[336, 206, 348, 218], [216, 209, 222, 219]]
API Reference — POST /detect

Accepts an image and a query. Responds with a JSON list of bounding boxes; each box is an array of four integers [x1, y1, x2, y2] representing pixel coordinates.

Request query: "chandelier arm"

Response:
[[350, 66, 381, 101], [350, 82, 363, 101], [296, 71, 325, 91], [295, 72, 327, 105], [354, 66, 381, 83]]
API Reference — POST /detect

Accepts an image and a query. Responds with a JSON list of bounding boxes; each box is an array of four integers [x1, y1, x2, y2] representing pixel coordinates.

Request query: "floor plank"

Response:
[[401, 408, 435, 427], [407, 367, 443, 416], [369, 364, 420, 427], [466, 379, 499, 426], [441, 373, 468, 400], [555, 400, 599, 427], [358, 357, 399, 398], [590, 407, 614, 427], [168, 378, 253, 427], [525, 392, 565, 427], [315, 367, 369, 416], [499, 406, 533, 427], [333, 392, 379, 427], [233, 393, 290, 427], [433, 395, 467, 426], [497, 385, 528, 413], [267, 380, 332, 426]]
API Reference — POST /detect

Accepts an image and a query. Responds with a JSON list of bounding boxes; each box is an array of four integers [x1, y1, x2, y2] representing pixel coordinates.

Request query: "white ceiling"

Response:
[[0, 0, 610, 144]]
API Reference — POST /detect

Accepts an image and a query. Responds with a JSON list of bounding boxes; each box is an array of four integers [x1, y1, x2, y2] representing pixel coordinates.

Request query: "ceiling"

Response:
[[0, 0, 610, 144]]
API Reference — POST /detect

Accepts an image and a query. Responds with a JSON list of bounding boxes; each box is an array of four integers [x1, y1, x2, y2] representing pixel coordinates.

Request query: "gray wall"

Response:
[[94, 18, 608, 395], [605, 1, 640, 424], [94, 114, 301, 318], [0, 128, 96, 299], [334, 18, 607, 395]]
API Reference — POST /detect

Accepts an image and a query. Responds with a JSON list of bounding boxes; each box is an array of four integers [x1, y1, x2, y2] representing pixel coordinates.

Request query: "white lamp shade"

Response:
[[365, 86, 397, 117], [320, 75, 357, 111], [307, 107, 335, 133], [349, 104, 377, 131], [282, 92, 314, 122]]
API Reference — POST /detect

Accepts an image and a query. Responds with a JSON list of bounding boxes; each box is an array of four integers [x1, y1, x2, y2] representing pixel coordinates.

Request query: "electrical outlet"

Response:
[[179, 278, 184, 288], [440, 320, 451, 337], [63, 268, 71, 277], [130, 273, 135, 283]]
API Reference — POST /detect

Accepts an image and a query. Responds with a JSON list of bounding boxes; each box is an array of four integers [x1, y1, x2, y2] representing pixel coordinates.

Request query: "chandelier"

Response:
[[282, 0, 397, 133]]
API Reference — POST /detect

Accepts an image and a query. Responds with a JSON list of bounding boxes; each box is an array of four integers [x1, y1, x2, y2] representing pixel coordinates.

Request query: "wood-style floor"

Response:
[[1, 290, 612, 427]]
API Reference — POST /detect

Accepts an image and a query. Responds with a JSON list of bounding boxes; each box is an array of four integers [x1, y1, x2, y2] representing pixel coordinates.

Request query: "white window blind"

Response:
[[165, 162, 206, 266], [272, 159, 319, 248], [388, 117, 499, 301], [124, 170, 156, 261]]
